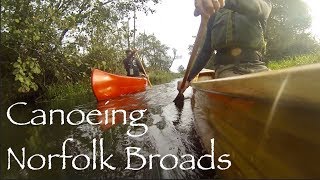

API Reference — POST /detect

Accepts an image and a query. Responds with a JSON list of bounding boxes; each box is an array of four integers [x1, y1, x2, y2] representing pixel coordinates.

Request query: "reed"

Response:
[[45, 80, 92, 101], [148, 71, 182, 85]]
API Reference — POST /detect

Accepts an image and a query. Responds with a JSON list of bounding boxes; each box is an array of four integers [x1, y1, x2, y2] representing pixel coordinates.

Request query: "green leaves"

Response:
[[12, 57, 41, 93], [266, 0, 319, 59], [32, 66, 41, 74], [135, 33, 173, 71], [33, 35, 40, 41], [2, 0, 161, 96]]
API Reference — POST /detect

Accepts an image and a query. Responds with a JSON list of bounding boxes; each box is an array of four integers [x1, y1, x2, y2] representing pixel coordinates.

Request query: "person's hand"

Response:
[[194, 0, 225, 17], [177, 80, 190, 93], [141, 74, 148, 78]]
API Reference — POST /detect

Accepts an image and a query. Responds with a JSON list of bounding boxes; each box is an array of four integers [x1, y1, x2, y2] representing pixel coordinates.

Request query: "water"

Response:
[[0, 80, 215, 179]]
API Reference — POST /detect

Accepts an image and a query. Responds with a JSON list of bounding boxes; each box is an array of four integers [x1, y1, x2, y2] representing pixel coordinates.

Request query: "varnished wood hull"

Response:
[[191, 64, 320, 178]]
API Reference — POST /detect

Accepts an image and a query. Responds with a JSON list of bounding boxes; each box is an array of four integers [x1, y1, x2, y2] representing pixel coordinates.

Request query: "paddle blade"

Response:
[[173, 93, 185, 109], [173, 16, 208, 107]]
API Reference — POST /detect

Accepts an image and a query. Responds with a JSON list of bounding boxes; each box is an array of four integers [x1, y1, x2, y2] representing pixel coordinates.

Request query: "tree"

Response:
[[135, 33, 174, 71], [177, 65, 185, 74], [1, 0, 160, 93], [266, 0, 320, 59]]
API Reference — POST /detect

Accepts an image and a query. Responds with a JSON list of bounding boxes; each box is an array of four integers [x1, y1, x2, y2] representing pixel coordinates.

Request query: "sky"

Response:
[[304, 0, 320, 38], [136, 0, 199, 72], [136, 0, 320, 72]]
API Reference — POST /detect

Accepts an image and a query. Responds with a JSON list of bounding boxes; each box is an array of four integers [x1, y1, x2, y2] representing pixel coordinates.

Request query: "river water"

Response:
[[1, 79, 215, 179]]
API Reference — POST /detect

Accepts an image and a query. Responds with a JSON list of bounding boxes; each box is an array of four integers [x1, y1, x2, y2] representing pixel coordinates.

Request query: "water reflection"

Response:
[[1, 80, 214, 179], [96, 94, 148, 132]]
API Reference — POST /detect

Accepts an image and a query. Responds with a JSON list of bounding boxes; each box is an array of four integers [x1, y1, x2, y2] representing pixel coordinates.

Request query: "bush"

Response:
[[148, 71, 182, 85]]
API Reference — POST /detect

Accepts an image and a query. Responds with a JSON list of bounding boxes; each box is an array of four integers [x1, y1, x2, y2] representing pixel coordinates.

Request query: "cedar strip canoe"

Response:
[[91, 69, 147, 101], [191, 64, 320, 179]]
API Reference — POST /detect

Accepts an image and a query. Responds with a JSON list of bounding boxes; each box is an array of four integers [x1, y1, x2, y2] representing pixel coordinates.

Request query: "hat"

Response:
[[125, 49, 132, 53]]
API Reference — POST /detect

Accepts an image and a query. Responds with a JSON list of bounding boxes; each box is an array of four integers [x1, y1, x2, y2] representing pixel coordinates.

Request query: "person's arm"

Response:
[[187, 14, 215, 82], [225, 0, 272, 19]]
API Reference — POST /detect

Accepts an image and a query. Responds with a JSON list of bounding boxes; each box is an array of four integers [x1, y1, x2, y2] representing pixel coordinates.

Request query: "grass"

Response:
[[44, 80, 92, 101], [43, 71, 182, 101], [268, 53, 320, 70], [148, 71, 182, 85]]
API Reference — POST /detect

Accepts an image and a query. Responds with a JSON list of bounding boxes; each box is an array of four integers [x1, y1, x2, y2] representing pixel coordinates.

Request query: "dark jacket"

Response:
[[188, 0, 272, 81], [123, 54, 144, 77]]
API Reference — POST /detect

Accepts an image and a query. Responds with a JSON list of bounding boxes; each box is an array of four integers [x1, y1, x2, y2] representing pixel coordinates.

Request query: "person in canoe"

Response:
[[178, 0, 272, 92], [123, 49, 146, 77]]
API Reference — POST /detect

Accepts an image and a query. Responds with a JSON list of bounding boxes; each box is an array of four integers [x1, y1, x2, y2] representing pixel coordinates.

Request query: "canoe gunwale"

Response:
[[191, 63, 320, 110]]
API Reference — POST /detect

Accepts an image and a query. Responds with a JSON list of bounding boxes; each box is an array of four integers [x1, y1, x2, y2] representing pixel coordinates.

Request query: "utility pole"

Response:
[[133, 6, 136, 49], [127, 18, 130, 50], [142, 30, 146, 64]]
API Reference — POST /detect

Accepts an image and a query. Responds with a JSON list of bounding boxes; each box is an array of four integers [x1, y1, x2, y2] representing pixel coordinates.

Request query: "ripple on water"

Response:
[[2, 79, 214, 179]]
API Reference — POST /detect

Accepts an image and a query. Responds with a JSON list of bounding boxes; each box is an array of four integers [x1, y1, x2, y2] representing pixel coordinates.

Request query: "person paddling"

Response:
[[123, 49, 145, 77], [178, 0, 272, 93]]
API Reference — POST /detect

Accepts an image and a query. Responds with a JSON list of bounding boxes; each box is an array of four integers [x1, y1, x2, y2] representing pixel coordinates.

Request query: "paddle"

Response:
[[173, 15, 209, 104], [136, 53, 152, 87]]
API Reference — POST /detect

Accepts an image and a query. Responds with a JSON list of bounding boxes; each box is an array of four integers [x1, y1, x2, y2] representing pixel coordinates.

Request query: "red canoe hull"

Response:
[[91, 69, 148, 101]]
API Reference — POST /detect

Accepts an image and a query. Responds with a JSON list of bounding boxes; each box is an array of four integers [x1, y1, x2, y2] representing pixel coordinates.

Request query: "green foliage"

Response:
[[177, 65, 185, 74], [268, 53, 320, 70], [266, 0, 320, 59], [135, 33, 176, 71], [1, 0, 161, 99], [44, 81, 92, 101], [13, 56, 41, 92], [148, 70, 182, 85]]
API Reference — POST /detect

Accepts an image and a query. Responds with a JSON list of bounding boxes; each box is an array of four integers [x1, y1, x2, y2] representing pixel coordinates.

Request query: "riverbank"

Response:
[[268, 53, 320, 70], [4, 53, 320, 103], [148, 71, 182, 85], [0, 71, 182, 104], [1, 71, 182, 103], [44, 71, 182, 101], [48, 53, 320, 101]]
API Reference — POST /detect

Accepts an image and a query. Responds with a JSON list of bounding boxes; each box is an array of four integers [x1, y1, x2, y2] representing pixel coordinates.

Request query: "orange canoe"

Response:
[[91, 69, 148, 101]]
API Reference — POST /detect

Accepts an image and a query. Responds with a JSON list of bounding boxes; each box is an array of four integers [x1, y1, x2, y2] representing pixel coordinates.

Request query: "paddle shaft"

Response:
[[177, 16, 209, 96], [130, 12, 152, 87], [136, 53, 152, 87], [141, 63, 152, 87]]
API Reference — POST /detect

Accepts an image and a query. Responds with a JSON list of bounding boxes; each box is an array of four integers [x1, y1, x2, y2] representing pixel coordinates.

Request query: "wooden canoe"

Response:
[[91, 69, 147, 101], [191, 64, 320, 179]]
